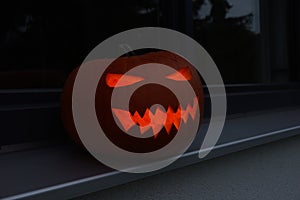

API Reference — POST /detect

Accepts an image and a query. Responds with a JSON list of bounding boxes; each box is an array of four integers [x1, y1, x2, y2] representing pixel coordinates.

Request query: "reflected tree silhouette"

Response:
[[209, 0, 232, 23], [193, 0, 261, 84]]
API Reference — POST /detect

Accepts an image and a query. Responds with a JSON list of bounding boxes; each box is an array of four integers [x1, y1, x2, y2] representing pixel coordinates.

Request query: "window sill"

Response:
[[1, 106, 300, 199]]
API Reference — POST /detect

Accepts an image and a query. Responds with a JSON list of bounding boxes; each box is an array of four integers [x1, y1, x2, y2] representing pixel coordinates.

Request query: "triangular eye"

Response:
[[106, 73, 144, 87], [166, 66, 192, 81]]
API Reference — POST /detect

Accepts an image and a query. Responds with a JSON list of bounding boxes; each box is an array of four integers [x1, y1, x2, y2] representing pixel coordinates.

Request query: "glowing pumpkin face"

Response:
[[61, 51, 204, 153]]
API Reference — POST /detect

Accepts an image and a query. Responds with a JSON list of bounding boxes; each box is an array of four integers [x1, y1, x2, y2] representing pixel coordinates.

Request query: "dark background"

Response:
[[0, 0, 299, 88]]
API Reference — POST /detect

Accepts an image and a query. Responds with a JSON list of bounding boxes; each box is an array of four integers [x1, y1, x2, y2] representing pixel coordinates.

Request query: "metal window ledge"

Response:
[[1, 106, 300, 200]]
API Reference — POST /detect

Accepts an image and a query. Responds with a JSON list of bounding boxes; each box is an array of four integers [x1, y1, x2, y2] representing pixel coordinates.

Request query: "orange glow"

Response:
[[106, 73, 144, 87], [112, 97, 199, 138], [166, 67, 192, 81]]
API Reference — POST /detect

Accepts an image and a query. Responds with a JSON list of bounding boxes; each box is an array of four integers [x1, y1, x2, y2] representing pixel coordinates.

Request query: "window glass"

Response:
[[193, 0, 263, 84], [0, 0, 299, 88], [0, 1, 161, 88]]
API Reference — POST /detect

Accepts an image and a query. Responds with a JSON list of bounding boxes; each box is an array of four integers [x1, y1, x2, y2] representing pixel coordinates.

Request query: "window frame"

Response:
[[1, 0, 300, 153]]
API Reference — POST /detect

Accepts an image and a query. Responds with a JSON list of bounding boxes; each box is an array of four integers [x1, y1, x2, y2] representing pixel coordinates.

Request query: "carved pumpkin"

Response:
[[61, 51, 204, 153]]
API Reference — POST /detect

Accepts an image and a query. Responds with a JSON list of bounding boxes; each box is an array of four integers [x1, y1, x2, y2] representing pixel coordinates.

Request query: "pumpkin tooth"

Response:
[[131, 109, 151, 127], [164, 106, 181, 134], [181, 97, 199, 124], [111, 108, 136, 131]]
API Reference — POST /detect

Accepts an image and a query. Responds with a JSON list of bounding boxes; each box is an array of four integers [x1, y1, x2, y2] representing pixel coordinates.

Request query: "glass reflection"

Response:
[[0, 1, 160, 88], [193, 0, 261, 84]]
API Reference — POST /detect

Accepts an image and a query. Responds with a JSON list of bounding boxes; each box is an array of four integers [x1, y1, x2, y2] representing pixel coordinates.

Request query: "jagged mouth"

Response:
[[112, 96, 199, 138]]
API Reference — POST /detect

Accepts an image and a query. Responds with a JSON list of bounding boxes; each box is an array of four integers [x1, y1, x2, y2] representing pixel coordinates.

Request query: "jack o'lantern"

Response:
[[61, 51, 204, 153]]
